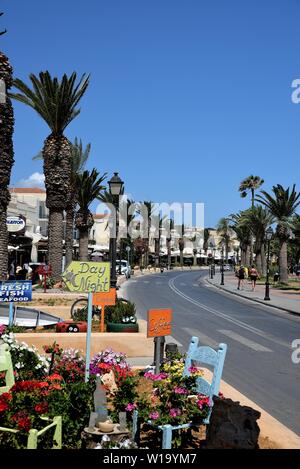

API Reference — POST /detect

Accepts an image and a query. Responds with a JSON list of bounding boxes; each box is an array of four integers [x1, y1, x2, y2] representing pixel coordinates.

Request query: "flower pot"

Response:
[[106, 322, 139, 333]]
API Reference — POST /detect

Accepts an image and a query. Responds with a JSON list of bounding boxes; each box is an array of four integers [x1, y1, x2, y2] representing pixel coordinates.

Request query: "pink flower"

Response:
[[144, 372, 168, 381], [149, 411, 160, 420], [125, 403, 137, 412], [174, 387, 188, 395], [169, 408, 181, 418]]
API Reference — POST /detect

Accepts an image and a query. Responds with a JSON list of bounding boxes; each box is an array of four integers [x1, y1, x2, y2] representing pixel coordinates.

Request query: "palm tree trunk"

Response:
[[155, 238, 160, 267], [245, 245, 251, 266], [255, 249, 262, 274], [167, 239, 171, 269], [0, 209, 9, 280], [79, 228, 89, 261], [65, 207, 74, 267], [48, 209, 64, 281], [0, 53, 14, 281], [180, 250, 184, 268], [279, 240, 288, 283]]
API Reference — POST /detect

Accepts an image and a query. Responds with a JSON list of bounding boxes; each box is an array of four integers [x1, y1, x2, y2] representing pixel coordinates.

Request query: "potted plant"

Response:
[[105, 299, 139, 332]]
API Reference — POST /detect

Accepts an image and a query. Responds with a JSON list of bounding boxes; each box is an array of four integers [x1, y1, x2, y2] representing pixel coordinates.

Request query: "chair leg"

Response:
[[53, 416, 62, 449], [162, 425, 173, 449], [27, 429, 38, 449]]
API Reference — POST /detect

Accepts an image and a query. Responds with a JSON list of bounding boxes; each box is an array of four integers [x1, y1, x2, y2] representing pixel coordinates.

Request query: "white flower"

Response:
[[94, 444, 102, 449], [101, 435, 110, 443]]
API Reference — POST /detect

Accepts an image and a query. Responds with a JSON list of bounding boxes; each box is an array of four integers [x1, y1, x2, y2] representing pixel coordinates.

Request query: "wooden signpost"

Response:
[[147, 309, 172, 374], [62, 261, 112, 382], [93, 288, 116, 333]]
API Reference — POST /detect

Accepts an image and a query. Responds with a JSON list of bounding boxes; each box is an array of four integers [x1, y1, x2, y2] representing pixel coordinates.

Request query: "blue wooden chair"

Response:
[[132, 337, 227, 449]]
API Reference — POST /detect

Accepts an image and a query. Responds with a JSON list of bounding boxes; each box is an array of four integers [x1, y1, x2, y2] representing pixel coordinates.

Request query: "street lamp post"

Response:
[[264, 227, 274, 301], [221, 244, 225, 285], [108, 172, 124, 289]]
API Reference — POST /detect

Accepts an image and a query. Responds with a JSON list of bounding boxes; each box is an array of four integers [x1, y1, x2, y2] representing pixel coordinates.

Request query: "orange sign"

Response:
[[147, 309, 172, 338], [92, 288, 116, 332], [93, 289, 116, 306]]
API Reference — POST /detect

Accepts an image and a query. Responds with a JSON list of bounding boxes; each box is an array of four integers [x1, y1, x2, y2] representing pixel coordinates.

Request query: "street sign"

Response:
[[62, 261, 111, 293], [0, 281, 32, 303], [147, 309, 172, 338]]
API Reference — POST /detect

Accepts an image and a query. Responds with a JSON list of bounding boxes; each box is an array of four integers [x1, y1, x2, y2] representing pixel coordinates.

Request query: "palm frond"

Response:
[[11, 72, 90, 135]]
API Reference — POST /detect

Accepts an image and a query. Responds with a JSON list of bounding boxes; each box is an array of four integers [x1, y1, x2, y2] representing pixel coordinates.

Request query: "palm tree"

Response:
[[139, 201, 155, 268], [33, 138, 91, 268], [166, 219, 175, 269], [0, 16, 14, 280], [256, 184, 300, 283], [216, 218, 234, 262], [239, 175, 265, 264], [75, 169, 106, 261], [229, 212, 252, 266], [239, 206, 274, 275], [239, 175, 265, 208], [65, 138, 91, 267], [12, 72, 89, 281], [203, 228, 211, 265]]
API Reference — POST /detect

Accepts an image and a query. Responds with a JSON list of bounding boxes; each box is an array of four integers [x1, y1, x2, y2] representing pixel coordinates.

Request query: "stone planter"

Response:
[[106, 323, 139, 333]]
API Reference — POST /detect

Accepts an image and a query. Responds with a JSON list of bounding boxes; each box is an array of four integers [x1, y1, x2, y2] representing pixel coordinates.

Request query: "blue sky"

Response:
[[2, 0, 300, 227]]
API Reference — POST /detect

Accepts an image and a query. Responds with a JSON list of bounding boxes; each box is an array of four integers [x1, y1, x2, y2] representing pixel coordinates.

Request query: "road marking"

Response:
[[143, 281, 150, 284], [192, 284, 199, 287], [183, 328, 219, 348], [165, 335, 183, 347], [218, 329, 273, 352], [168, 275, 291, 350]]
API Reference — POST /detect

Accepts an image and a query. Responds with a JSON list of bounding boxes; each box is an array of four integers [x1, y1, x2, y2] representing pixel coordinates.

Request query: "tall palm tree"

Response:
[[203, 228, 211, 265], [139, 201, 155, 268], [33, 138, 91, 268], [256, 184, 300, 283], [75, 169, 106, 261], [65, 138, 91, 267], [12, 72, 89, 281], [239, 175, 265, 264], [0, 16, 14, 280], [166, 219, 175, 269], [216, 218, 233, 262], [239, 206, 274, 275], [239, 175, 265, 208]]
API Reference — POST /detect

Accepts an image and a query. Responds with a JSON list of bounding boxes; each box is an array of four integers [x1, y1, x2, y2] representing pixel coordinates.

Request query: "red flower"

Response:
[[12, 412, 31, 433], [49, 384, 61, 390], [38, 382, 49, 389], [0, 402, 9, 412], [34, 402, 48, 414], [48, 373, 63, 381]]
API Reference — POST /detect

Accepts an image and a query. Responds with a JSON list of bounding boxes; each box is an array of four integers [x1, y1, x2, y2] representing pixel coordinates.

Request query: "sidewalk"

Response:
[[207, 272, 300, 316]]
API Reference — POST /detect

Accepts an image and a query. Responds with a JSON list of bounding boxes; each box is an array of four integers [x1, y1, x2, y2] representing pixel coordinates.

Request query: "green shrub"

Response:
[[105, 299, 137, 324]]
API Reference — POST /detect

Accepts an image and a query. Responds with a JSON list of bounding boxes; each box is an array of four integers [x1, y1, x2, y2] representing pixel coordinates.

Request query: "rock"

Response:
[[204, 396, 261, 449]]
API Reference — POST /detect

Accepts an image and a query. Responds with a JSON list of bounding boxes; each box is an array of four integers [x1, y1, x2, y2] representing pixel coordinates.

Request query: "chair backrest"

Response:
[[183, 337, 227, 400], [0, 343, 15, 395]]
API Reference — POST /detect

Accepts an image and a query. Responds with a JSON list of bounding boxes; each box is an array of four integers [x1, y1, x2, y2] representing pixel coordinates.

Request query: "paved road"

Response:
[[121, 269, 300, 435]]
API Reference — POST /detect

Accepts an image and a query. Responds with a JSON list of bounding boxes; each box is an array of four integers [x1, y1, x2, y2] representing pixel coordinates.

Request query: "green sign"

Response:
[[62, 262, 110, 293]]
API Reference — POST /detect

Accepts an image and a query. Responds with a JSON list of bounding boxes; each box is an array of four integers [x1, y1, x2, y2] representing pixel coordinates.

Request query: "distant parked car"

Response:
[[295, 266, 300, 276], [116, 260, 131, 278], [222, 264, 231, 271]]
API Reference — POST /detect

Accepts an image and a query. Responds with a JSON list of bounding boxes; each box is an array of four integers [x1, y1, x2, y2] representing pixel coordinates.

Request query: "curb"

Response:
[[206, 277, 300, 317]]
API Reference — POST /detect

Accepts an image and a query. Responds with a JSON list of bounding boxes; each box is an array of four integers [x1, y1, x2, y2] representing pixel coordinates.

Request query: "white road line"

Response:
[[218, 330, 273, 352], [183, 328, 219, 348], [168, 275, 291, 350], [165, 335, 183, 347], [192, 284, 199, 287]]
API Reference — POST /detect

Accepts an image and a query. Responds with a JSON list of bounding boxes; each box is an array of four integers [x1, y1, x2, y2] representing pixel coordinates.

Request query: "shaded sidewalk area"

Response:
[[207, 272, 300, 316]]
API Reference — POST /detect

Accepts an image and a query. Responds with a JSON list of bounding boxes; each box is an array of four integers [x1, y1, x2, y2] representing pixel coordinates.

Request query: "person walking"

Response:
[[237, 265, 245, 290], [249, 265, 259, 292]]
